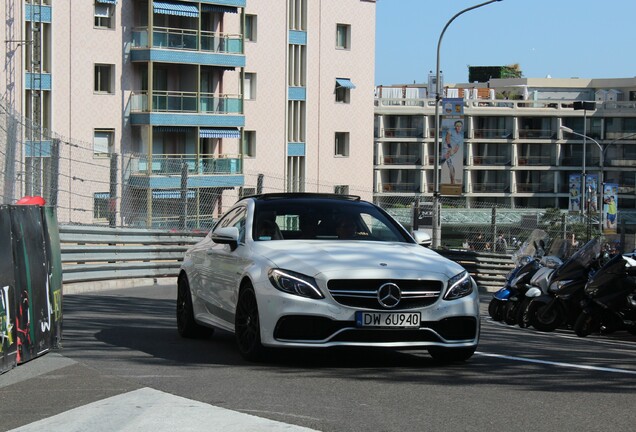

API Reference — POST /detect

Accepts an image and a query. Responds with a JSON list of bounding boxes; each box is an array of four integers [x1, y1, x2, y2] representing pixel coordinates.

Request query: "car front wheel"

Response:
[[235, 284, 267, 361]]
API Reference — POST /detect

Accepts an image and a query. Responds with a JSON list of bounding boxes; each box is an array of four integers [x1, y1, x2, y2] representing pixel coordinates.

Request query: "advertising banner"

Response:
[[568, 174, 581, 212], [10, 206, 51, 364], [602, 183, 619, 234], [583, 174, 599, 213], [0, 207, 17, 373], [440, 98, 464, 189]]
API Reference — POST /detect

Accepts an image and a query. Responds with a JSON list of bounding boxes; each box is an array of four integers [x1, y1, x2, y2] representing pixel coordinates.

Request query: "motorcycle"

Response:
[[574, 253, 636, 337], [524, 237, 603, 332], [488, 229, 549, 323]]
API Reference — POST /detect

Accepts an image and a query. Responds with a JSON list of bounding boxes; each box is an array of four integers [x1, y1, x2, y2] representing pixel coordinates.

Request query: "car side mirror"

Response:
[[412, 231, 432, 248], [211, 226, 240, 249]]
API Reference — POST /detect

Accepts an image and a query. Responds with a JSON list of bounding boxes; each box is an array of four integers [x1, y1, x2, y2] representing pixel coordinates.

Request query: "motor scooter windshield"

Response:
[[584, 253, 627, 297], [551, 238, 601, 282], [511, 229, 548, 265]]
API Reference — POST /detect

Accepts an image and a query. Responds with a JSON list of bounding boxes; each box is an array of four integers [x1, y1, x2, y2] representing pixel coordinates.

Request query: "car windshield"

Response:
[[252, 198, 411, 242]]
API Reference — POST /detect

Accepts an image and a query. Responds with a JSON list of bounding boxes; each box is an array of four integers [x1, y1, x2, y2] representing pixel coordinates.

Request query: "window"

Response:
[[334, 185, 349, 195], [335, 78, 355, 103], [94, 129, 114, 156], [93, 192, 110, 220], [244, 73, 256, 100], [94, 64, 114, 94], [335, 132, 349, 157], [244, 130, 256, 158], [336, 24, 350, 49], [245, 15, 257, 42], [94, 2, 114, 29]]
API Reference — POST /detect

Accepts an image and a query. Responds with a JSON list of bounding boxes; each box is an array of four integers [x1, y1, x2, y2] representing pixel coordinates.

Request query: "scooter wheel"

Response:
[[574, 312, 599, 337], [488, 298, 505, 321], [527, 300, 561, 332], [516, 297, 531, 328], [504, 301, 518, 325]]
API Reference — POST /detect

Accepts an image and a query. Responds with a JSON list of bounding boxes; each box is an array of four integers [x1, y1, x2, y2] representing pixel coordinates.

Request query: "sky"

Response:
[[374, 0, 636, 86]]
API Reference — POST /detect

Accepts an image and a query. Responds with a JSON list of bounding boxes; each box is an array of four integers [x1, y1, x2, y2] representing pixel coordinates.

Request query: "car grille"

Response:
[[274, 316, 478, 342], [327, 279, 443, 310]]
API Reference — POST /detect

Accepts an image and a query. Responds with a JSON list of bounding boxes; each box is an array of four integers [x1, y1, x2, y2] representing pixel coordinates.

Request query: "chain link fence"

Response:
[[2, 96, 632, 252]]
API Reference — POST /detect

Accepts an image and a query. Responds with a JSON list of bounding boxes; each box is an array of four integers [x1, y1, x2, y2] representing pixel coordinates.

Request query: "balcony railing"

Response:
[[380, 183, 420, 193], [518, 129, 554, 139], [516, 183, 554, 193], [132, 27, 243, 54], [471, 182, 507, 193], [381, 128, 424, 138], [130, 92, 243, 114], [129, 154, 242, 176], [471, 155, 510, 166], [378, 154, 422, 165], [473, 129, 511, 139], [517, 155, 552, 165]]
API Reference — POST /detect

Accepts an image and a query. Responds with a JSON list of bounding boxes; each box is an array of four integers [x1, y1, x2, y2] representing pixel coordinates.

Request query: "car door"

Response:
[[199, 205, 247, 328]]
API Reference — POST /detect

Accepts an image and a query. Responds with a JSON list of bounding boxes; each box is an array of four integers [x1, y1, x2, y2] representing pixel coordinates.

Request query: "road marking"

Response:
[[476, 351, 636, 375], [9, 387, 321, 432]]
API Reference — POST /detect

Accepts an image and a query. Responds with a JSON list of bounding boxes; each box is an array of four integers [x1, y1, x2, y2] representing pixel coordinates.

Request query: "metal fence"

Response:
[[2, 96, 632, 252]]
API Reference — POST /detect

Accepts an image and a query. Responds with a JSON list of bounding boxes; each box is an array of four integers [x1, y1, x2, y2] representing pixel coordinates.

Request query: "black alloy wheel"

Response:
[[235, 285, 266, 361]]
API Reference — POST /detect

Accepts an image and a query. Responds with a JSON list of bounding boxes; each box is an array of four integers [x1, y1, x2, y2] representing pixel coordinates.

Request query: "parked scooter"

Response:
[[574, 253, 636, 337], [488, 229, 549, 323], [523, 237, 602, 332], [503, 237, 568, 327]]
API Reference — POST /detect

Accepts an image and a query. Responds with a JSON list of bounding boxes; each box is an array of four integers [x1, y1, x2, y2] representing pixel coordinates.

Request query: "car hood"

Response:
[[252, 240, 465, 280]]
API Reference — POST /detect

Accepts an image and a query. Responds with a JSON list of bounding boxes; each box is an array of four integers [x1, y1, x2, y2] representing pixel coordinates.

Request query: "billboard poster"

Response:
[[583, 174, 599, 213], [568, 174, 581, 212], [440, 98, 464, 186], [602, 183, 619, 234]]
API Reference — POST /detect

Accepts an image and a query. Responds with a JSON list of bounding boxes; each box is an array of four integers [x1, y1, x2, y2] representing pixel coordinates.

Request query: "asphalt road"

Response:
[[2, 283, 636, 432]]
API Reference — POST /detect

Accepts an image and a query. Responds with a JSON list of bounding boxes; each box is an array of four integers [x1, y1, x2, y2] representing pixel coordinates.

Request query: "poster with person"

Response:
[[602, 183, 619, 234], [568, 174, 581, 212], [440, 98, 464, 186], [584, 174, 599, 213]]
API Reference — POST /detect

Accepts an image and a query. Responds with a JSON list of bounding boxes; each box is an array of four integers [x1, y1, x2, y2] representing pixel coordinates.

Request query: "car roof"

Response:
[[239, 193, 362, 202]]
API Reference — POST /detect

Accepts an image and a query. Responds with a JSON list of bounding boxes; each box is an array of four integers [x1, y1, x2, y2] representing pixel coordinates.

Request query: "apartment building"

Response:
[[0, 0, 376, 228], [374, 77, 636, 233]]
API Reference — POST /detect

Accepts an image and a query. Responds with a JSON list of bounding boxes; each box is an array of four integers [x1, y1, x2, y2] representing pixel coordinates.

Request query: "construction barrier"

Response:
[[0, 206, 62, 374]]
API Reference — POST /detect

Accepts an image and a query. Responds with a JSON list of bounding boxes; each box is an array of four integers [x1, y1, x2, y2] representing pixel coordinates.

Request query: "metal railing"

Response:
[[131, 27, 243, 54], [378, 154, 422, 165], [128, 154, 242, 176], [130, 91, 243, 114]]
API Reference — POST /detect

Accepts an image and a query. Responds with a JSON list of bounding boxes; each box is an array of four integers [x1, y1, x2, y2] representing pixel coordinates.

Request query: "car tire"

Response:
[[177, 275, 213, 338], [235, 284, 267, 362], [428, 346, 476, 363]]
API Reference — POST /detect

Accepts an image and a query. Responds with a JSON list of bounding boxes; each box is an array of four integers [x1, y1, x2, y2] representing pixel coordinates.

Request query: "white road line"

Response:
[[475, 351, 636, 375]]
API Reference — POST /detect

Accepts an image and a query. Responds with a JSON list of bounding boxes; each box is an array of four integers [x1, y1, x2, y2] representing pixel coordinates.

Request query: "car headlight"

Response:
[[268, 269, 324, 299], [443, 271, 473, 300]]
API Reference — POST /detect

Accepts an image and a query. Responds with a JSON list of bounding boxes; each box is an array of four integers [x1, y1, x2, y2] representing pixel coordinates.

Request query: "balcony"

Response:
[[132, 27, 243, 54], [518, 129, 554, 139], [471, 155, 509, 166], [130, 154, 242, 176], [378, 154, 422, 165], [131, 91, 242, 114], [473, 129, 511, 139], [470, 182, 507, 193], [516, 183, 554, 193], [380, 183, 420, 193], [381, 128, 424, 138], [517, 155, 552, 166]]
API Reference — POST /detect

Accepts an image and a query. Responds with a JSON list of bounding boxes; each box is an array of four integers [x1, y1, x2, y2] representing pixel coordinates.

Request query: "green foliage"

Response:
[[539, 208, 586, 241]]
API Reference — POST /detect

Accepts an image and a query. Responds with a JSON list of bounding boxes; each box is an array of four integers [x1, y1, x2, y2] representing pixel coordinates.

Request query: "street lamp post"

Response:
[[561, 125, 603, 236], [432, 0, 502, 249]]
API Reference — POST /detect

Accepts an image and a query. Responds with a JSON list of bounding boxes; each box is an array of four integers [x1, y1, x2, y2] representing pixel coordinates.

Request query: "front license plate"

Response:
[[355, 311, 420, 328]]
